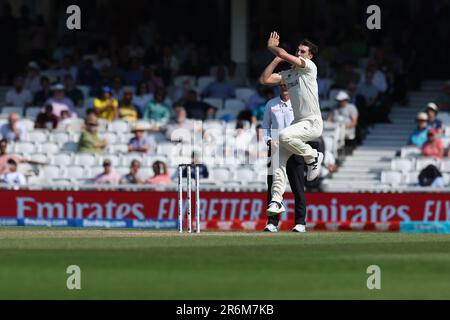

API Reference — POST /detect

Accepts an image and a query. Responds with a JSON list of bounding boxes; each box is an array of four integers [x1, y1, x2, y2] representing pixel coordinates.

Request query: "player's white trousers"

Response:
[[270, 117, 323, 203]]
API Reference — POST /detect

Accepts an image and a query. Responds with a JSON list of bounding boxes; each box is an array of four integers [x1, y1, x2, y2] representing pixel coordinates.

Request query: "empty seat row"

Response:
[[391, 157, 450, 172], [381, 170, 450, 186]]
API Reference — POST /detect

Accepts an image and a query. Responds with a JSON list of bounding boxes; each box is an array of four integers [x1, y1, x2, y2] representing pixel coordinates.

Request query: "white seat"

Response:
[[1, 106, 22, 115], [40, 166, 61, 179], [52, 153, 73, 166], [391, 158, 415, 172], [27, 130, 48, 143], [108, 120, 130, 133], [401, 146, 421, 158], [51, 132, 71, 144], [148, 132, 168, 143], [120, 133, 134, 144], [441, 159, 450, 172], [74, 153, 97, 166], [17, 163, 35, 176], [380, 171, 402, 186], [157, 143, 179, 156], [197, 76, 215, 93], [19, 119, 36, 132], [106, 144, 129, 154], [211, 168, 230, 181], [100, 132, 118, 144], [235, 88, 256, 103], [25, 107, 41, 119], [61, 142, 78, 153], [203, 98, 223, 110], [234, 168, 253, 181], [404, 171, 419, 185], [137, 168, 154, 181], [27, 175, 45, 185], [68, 118, 85, 132], [416, 158, 438, 171], [224, 98, 246, 111], [66, 166, 86, 179], [29, 153, 48, 163], [40, 142, 60, 154], [14, 142, 36, 154]]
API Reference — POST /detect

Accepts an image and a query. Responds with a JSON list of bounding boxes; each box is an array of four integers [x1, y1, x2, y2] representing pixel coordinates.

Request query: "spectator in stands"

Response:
[[143, 88, 171, 122], [162, 106, 195, 143], [359, 60, 388, 93], [0, 159, 26, 186], [119, 88, 139, 122], [33, 76, 51, 106], [94, 159, 121, 185], [160, 45, 179, 85], [408, 112, 430, 148], [5, 76, 32, 110], [173, 79, 194, 103], [357, 71, 380, 109], [252, 87, 276, 123], [227, 61, 247, 87], [436, 81, 450, 111], [91, 45, 111, 71], [422, 128, 444, 159], [128, 124, 152, 154], [0, 139, 46, 175], [143, 66, 165, 94], [44, 83, 76, 118], [327, 91, 359, 141], [124, 58, 144, 86], [0, 113, 26, 142], [248, 124, 268, 161], [120, 159, 144, 184], [35, 104, 58, 130], [247, 84, 266, 112], [77, 59, 100, 87], [419, 164, 445, 188], [233, 120, 253, 160], [78, 115, 107, 154], [425, 102, 443, 134], [111, 76, 124, 101], [333, 62, 360, 89], [183, 90, 216, 121], [24, 61, 41, 94], [179, 150, 209, 180], [58, 55, 79, 81], [146, 160, 171, 185], [94, 86, 118, 122], [133, 81, 153, 114], [64, 74, 84, 108], [202, 66, 235, 99], [58, 110, 73, 131]]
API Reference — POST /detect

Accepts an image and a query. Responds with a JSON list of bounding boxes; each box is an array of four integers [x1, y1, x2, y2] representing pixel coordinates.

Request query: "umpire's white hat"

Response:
[[335, 91, 350, 101]]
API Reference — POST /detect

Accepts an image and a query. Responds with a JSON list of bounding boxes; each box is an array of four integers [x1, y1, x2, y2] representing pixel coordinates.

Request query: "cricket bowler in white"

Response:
[[259, 31, 324, 216]]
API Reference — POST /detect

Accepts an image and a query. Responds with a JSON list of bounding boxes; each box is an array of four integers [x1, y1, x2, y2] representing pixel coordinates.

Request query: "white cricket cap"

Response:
[[416, 112, 428, 121], [426, 102, 438, 112], [335, 91, 350, 101]]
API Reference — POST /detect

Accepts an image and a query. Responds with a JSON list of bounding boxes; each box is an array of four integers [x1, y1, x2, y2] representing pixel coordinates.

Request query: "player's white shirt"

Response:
[[279, 57, 322, 122]]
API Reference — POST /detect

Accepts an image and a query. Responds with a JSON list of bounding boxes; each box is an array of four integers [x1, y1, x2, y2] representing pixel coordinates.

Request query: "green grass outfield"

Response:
[[0, 228, 449, 299]]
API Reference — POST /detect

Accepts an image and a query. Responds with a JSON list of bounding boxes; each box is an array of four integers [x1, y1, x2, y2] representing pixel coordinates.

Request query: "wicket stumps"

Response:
[[178, 164, 201, 233]]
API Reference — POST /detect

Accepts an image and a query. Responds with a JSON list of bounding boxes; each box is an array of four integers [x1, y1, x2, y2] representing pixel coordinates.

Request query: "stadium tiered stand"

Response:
[[322, 80, 450, 192]]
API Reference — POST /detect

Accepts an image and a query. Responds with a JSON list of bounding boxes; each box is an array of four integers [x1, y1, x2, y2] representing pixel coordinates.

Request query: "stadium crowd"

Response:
[[0, 1, 449, 189]]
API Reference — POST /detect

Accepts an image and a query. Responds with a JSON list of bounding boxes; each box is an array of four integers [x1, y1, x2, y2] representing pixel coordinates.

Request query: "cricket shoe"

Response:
[[306, 152, 324, 181], [266, 201, 285, 216], [292, 224, 307, 233], [263, 224, 279, 233]]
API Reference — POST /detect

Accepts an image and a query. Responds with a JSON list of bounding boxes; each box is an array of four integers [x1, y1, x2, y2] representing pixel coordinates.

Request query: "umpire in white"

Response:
[[262, 84, 308, 232]]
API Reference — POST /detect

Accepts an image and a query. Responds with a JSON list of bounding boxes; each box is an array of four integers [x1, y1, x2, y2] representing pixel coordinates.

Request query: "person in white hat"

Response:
[[425, 102, 443, 134], [327, 91, 359, 141], [408, 112, 430, 147], [259, 32, 324, 217], [128, 123, 152, 154]]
